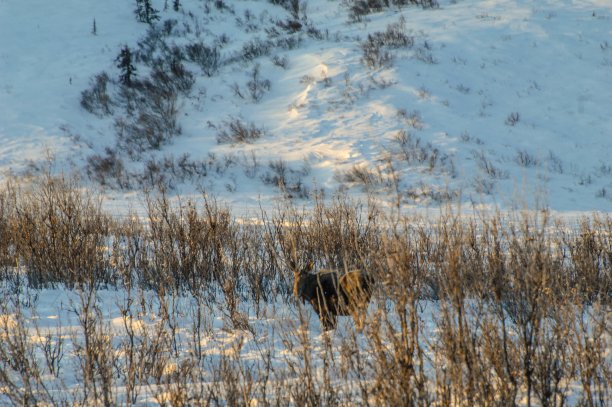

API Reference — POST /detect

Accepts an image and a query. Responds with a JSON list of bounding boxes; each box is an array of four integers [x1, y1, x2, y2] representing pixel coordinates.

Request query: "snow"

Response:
[[0, 284, 442, 405], [0, 0, 610, 214], [0, 0, 610, 404]]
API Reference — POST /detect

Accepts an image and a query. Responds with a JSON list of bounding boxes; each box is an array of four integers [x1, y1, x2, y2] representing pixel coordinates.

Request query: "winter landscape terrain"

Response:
[[0, 0, 610, 405]]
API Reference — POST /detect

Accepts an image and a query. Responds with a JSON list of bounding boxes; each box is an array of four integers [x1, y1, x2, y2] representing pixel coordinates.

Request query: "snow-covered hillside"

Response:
[[1, 0, 611, 213]]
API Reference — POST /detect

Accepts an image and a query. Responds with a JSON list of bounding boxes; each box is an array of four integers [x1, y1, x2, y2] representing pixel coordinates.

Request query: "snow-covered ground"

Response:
[[0, 276, 605, 405], [1, 0, 611, 214], [0, 286, 440, 405], [0, 1, 610, 405]]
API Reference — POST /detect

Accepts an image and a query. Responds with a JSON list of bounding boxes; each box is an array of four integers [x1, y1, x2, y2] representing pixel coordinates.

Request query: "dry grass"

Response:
[[0, 174, 609, 405]]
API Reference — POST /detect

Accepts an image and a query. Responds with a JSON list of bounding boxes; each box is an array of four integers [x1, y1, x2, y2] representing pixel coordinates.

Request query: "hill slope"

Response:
[[1, 0, 611, 212]]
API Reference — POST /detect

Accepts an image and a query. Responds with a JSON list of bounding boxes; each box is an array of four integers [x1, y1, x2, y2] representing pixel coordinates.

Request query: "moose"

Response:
[[290, 260, 374, 331]]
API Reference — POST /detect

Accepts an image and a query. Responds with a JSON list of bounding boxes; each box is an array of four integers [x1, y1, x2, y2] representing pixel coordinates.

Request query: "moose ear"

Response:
[[306, 260, 314, 272]]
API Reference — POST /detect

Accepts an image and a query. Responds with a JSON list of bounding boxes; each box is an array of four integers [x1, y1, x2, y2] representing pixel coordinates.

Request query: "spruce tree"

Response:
[[116, 46, 136, 87], [135, 0, 159, 24], [173, 0, 180, 12], [135, 0, 145, 22]]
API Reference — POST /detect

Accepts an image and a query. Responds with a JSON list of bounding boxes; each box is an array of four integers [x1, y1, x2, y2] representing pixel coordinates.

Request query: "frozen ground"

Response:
[[0, 287, 435, 405], [0, 279, 602, 405]]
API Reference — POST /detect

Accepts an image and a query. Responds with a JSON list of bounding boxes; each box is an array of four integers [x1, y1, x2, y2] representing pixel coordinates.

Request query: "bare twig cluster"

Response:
[[0, 175, 609, 405]]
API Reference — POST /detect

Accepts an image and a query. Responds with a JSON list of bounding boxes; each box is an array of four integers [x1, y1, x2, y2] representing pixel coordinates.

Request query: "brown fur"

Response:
[[291, 261, 374, 331]]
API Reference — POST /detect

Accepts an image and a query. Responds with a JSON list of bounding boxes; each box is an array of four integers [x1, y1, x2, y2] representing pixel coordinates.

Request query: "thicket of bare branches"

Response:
[[0, 175, 609, 405]]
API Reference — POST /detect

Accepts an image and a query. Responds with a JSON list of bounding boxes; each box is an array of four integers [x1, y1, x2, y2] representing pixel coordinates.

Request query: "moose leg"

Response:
[[313, 298, 336, 331], [310, 299, 336, 331], [352, 307, 365, 333], [320, 310, 337, 331], [314, 290, 338, 331]]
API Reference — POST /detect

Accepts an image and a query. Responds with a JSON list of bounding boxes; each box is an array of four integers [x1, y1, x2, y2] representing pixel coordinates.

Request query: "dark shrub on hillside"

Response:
[[269, 0, 301, 19], [246, 64, 271, 102], [86, 148, 129, 189], [348, 0, 439, 22], [185, 42, 221, 77], [81, 72, 113, 116], [361, 19, 414, 69], [216, 117, 265, 144], [241, 38, 273, 61]]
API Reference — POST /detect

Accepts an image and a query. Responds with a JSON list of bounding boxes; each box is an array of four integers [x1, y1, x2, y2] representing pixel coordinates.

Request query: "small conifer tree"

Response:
[[116, 46, 136, 87], [92, 18, 97, 35], [135, 0, 160, 24]]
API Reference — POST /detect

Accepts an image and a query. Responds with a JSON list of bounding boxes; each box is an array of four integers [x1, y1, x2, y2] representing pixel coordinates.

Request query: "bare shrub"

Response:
[[515, 149, 540, 168], [72, 285, 116, 405], [360, 20, 414, 69], [115, 109, 179, 157], [361, 36, 393, 69], [272, 54, 289, 69], [275, 18, 303, 33], [390, 130, 454, 176], [247, 64, 271, 102], [546, 150, 564, 174], [134, 25, 166, 64], [10, 174, 112, 288], [370, 18, 414, 48], [505, 111, 521, 126], [406, 183, 459, 204], [149, 55, 195, 96], [273, 34, 302, 50], [161, 18, 178, 36], [236, 8, 262, 33], [339, 164, 384, 191], [269, 0, 301, 20], [0, 187, 15, 275], [460, 131, 484, 145], [240, 38, 272, 62], [261, 159, 311, 199], [572, 304, 610, 406], [472, 149, 509, 179], [185, 42, 221, 77], [86, 148, 130, 189], [348, 0, 439, 22], [241, 150, 260, 179], [595, 187, 608, 199], [472, 175, 496, 195], [115, 86, 181, 156], [80, 72, 113, 116], [392, 130, 428, 163], [125, 153, 210, 191], [565, 216, 612, 302], [396, 108, 424, 129], [216, 117, 265, 144], [0, 296, 58, 406], [138, 157, 173, 190], [362, 228, 431, 404], [0, 176, 609, 406], [413, 40, 438, 64], [272, 195, 380, 273]]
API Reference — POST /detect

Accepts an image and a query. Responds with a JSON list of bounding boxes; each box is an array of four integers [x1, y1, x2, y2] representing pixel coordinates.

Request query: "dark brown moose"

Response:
[[290, 260, 374, 331]]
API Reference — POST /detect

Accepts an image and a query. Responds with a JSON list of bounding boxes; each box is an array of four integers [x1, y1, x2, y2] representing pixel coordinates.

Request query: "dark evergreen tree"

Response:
[[135, 0, 145, 21], [92, 18, 97, 35], [173, 0, 180, 11], [135, 0, 160, 24], [116, 46, 136, 87]]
